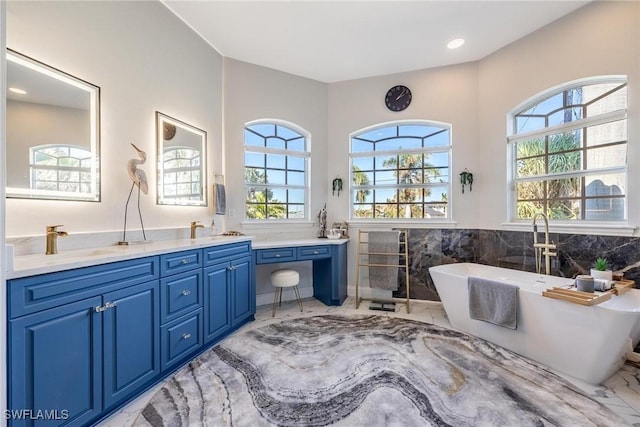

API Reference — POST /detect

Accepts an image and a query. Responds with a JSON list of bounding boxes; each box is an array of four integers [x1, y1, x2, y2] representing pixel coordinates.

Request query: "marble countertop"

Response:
[[7, 236, 349, 280], [7, 235, 253, 280]]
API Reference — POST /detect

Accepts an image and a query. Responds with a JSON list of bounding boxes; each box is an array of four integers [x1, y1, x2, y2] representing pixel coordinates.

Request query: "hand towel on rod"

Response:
[[368, 231, 400, 291], [214, 183, 226, 215]]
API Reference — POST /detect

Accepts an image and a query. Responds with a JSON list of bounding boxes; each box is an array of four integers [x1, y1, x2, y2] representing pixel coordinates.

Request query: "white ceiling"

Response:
[[162, 0, 590, 83]]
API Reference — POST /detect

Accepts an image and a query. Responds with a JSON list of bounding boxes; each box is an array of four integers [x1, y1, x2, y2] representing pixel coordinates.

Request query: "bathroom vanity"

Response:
[[5, 236, 348, 426], [6, 237, 254, 427]]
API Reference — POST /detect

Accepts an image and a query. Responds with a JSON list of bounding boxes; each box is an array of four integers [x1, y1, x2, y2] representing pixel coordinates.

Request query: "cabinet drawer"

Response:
[[8, 256, 159, 319], [160, 249, 202, 276], [255, 248, 296, 264], [161, 309, 203, 371], [297, 245, 330, 260], [204, 241, 252, 266], [161, 270, 203, 324]]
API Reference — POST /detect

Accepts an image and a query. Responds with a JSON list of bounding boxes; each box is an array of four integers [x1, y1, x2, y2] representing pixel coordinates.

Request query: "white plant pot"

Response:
[[590, 269, 613, 281]]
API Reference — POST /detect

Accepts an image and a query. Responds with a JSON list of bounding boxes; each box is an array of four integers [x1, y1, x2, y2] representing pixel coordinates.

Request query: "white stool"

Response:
[[271, 269, 303, 317]]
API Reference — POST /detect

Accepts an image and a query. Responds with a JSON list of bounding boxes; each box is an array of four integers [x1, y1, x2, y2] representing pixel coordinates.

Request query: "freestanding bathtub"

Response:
[[429, 262, 640, 384]]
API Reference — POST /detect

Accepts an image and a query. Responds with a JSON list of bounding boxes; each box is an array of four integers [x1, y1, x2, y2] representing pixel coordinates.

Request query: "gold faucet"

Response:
[[190, 221, 204, 239], [532, 213, 557, 275], [46, 225, 68, 255]]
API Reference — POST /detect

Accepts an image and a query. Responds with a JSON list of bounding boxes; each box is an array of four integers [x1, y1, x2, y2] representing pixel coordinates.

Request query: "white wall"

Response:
[[5, 1, 224, 238]]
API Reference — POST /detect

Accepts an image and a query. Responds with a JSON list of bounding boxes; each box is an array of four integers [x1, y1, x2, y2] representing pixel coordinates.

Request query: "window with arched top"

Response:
[[244, 120, 310, 220], [508, 77, 628, 222], [30, 145, 95, 194], [349, 121, 452, 220]]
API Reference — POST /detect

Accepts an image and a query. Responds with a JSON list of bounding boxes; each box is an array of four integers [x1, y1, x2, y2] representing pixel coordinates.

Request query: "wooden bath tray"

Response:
[[542, 287, 611, 306], [543, 279, 635, 306], [612, 279, 635, 295]]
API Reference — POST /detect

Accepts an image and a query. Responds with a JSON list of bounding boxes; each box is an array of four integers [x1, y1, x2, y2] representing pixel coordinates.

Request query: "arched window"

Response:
[[30, 144, 94, 194], [508, 77, 627, 221], [161, 146, 202, 201], [350, 121, 451, 220], [244, 120, 310, 220]]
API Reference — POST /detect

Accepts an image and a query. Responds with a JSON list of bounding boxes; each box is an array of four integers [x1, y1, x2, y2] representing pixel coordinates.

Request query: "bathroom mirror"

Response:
[[6, 49, 101, 201], [156, 112, 207, 206]]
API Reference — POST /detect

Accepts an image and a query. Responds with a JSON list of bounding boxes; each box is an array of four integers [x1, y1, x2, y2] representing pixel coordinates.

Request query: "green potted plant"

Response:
[[590, 257, 613, 281]]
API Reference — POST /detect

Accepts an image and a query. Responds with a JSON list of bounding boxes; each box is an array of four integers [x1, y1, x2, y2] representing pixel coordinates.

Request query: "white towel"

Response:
[[368, 231, 400, 291], [468, 276, 518, 329], [214, 184, 226, 215]]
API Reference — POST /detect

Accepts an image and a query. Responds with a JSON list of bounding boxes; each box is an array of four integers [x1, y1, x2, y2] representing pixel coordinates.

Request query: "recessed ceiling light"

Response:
[[9, 87, 27, 95], [447, 38, 465, 49]]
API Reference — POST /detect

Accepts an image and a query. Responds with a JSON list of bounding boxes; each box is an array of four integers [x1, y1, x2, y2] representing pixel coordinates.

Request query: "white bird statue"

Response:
[[127, 143, 148, 194], [120, 143, 149, 244]]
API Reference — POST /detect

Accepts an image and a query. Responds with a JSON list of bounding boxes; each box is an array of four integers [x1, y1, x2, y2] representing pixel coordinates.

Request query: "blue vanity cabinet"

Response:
[[231, 256, 254, 327], [9, 296, 103, 427], [7, 256, 160, 427], [159, 249, 204, 371], [203, 261, 231, 343], [203, 241, 254, 343], [254, 242, 348, 306], [102, 280, 160, 409]]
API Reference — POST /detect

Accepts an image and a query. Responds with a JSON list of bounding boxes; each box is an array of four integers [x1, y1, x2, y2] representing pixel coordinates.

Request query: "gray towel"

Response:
[[368, 231, 400, 291], [214, 183, 226, 215], [468, 276, 518, 329]]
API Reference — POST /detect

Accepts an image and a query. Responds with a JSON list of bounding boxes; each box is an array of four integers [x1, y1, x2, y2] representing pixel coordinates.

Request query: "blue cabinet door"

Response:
[[231, 256, 254, 327], [203, 263, 231, 344], [9, 296, 103, 427], [103, 281, 160, 409]]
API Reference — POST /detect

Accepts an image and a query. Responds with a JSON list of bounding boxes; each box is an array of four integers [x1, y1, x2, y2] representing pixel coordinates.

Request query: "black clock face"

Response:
[[385, 85, 412, 112]]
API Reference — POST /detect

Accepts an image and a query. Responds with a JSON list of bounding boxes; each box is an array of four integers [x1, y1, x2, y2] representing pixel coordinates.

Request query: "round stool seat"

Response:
[[271, 269, 300, 287]]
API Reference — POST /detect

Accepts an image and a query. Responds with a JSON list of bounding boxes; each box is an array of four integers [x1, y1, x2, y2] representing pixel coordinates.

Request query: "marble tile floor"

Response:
[[98, 297, 640, 426]]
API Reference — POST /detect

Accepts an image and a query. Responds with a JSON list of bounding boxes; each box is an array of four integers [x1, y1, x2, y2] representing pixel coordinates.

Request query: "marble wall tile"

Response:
[[397, 228, 640, 301]]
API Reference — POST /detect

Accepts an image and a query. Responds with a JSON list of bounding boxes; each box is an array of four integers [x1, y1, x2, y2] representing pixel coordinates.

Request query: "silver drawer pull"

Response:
[[95, 302, 117, 312], [182, 332, 191, 340], [313, 251, 319, 254], [182, 290, 191, 296], [181, 259, 189, 264], [275, 254, 281, 257]]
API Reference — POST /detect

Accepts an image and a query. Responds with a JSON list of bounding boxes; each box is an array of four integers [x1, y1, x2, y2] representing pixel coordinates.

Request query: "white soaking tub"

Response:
[[429, 262, 640, 384]]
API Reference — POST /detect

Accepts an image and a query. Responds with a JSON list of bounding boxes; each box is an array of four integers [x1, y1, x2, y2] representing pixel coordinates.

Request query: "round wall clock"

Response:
[[385, 85, 412, 112]]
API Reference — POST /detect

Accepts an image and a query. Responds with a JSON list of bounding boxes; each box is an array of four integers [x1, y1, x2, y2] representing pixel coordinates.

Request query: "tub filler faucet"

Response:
[[532, 213, 556, 275], [46, 225, 68, 255]]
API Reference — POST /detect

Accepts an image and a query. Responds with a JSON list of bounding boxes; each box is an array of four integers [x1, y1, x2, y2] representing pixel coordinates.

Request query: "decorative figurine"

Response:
[[318, 204, 327, 238], [120, 143, 149, 244]]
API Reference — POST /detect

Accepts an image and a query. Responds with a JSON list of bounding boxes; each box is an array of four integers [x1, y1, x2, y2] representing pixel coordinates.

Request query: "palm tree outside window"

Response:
[[350, 121, 451, 220], [244, 120, 310, 220], [508, 77, 628, 222]]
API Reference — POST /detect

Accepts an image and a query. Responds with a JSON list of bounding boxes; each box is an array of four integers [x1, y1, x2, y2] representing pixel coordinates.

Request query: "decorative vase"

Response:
[[590, 269, 613, 281]]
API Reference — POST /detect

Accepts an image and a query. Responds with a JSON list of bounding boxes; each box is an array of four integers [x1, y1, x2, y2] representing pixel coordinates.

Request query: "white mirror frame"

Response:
[[6, 49, 101, 201], [156, 112, 207, 206]]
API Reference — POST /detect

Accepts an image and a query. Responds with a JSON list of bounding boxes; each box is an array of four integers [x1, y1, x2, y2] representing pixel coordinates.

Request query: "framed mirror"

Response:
[[6, 49, 101, 201], [156, 112, 207, 206]]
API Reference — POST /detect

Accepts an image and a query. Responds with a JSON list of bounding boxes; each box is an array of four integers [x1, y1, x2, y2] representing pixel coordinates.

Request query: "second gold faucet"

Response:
[[190, 221, 204, 239], [46, 225, 68, 255]]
